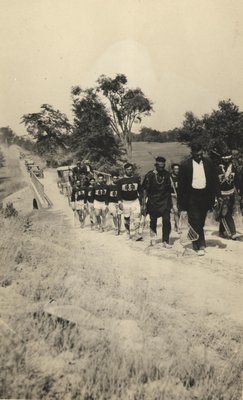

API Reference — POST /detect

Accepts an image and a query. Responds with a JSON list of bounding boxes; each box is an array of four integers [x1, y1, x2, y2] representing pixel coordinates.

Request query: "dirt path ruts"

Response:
[[42, 168, 243, 327]]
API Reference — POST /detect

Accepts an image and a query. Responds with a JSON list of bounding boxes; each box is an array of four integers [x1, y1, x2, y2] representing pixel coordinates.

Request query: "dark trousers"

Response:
[[219, 195, 236, 236], [187, 189, 208, 250], [150, 210, 171, 243]]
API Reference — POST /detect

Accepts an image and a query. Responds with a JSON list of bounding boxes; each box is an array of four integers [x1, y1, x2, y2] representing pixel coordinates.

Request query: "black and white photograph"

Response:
[[0, 1, 243, 399]]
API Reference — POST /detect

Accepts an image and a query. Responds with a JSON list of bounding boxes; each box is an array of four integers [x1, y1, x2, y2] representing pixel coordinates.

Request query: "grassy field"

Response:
[[0, 205, 242, 399], [132, 142, 190, 176]]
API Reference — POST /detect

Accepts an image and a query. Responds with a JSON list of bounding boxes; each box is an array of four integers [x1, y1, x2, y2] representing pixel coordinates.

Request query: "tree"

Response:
[[97, 74, 153, 159], [21, 104, 72, 162], [203, 100, 243, 150], [178, 111, 204, 144], [177, 100, 243, 154], [70, 87, 124, 170]]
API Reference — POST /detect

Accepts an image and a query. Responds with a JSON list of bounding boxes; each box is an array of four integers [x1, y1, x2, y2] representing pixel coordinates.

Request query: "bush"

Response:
[[2, 202, 18, 218]]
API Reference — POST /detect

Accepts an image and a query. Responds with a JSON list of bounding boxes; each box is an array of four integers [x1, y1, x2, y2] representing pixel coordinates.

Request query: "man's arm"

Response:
[[141, 174, 150, 215], [105, 185, 109, 206]]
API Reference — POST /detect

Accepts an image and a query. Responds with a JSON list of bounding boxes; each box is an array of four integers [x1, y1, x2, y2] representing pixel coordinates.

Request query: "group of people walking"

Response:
[[66, 143, 243, 256]]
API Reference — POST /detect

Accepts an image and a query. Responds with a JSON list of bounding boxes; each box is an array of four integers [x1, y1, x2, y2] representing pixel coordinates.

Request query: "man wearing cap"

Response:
[[178, 143, 220, 256], [217, 151, 242, 239], [142, 157, 172, 248]]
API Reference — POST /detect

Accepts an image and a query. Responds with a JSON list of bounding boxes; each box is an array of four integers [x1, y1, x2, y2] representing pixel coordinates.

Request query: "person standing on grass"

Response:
[[117, 163, 143, 241], [170, 163, 180, 233], [91, 174, 109, 232], [85, 177, 96, 230], [142, 156, 172, 248], [177, 142, 221, 256], [107, 172, 122, 235], [217, 151, 242, 240]]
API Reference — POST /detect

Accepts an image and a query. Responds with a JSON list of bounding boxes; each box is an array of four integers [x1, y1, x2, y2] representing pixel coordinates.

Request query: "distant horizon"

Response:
[[0, 94, 239, 138], [1, 0, 243, 136]]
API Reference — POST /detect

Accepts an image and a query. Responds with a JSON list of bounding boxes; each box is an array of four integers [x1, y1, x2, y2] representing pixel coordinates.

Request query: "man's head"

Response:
[[89, 177, 95, 186], [155, 156, 166, 174], [191, 143, 203, 162], [124, 163, 133, 177], [111, 172, 119, 184], [97, 173, 104, 184], [171, 163, 180, 176], [221, 151, 232, 166]]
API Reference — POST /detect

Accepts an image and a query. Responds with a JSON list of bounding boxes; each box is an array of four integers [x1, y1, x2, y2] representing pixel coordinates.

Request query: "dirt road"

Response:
[[42, 168, 243, 326]]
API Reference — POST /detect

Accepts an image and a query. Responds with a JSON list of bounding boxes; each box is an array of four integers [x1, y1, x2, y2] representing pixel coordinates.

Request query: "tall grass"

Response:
[[0, 208, 242, 399]]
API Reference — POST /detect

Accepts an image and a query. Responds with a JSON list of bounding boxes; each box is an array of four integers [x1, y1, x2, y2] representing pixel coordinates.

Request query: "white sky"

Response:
[[1, 0, 243, 135]]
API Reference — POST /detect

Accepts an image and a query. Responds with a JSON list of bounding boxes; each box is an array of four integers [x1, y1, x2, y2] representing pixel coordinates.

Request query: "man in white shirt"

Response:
[[192, 159, 206, 189], [178, 143, 220, 256]]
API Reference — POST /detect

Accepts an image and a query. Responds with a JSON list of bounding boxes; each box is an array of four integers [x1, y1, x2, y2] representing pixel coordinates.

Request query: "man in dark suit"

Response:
[[142, 156, 172, 248], [177, 143, 220, 256]]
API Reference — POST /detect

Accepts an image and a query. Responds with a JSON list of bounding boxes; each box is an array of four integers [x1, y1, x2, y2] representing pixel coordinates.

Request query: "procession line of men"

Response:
[[68, 143, 243, 256]]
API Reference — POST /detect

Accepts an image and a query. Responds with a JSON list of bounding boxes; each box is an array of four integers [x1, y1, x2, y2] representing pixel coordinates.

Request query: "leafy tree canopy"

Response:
[[70, 87, 124, 169], [21, 104, 72, 144], [97, 74, 153, 158], [177, 99, 243, 155]]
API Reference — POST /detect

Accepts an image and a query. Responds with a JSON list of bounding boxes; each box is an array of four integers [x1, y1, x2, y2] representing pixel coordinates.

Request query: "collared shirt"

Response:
[[192, 160, 206, 189]]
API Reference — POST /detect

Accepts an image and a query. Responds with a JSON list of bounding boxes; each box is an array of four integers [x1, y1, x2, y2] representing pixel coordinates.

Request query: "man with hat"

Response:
[[142, 156, 172, 248], [217, 150, 241, 239]]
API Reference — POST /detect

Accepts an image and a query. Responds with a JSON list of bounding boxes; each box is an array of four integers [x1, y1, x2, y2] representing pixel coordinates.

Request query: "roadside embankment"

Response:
[[0, 149, 243, 399]]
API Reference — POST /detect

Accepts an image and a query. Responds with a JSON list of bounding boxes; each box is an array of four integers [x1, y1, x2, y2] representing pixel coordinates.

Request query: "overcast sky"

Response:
[[1, 0, 243, 135]]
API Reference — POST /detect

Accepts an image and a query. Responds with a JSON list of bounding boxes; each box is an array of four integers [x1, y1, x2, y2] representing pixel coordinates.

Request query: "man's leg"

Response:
[[89, 205, 95, 229], [124, 217, 130, 235], [77, 209, 84, 227], [198, 209, 207, 248], [224, 196, 236, 237], [149, 216, 157, 245], [188, 197, 207, 251], [109, 205, 118, 230], [131, 212, 143, 240], [117, 213, 122, 235], [174, 210, 180, 233], [95, 208, 102, 230], [101, 207, 107, 231], [162, 210, 172, 247], [81, 207, 87, 228], [112, 214, 118, 228], [130, 200, 143, 241], [172, 197, 179, 232]]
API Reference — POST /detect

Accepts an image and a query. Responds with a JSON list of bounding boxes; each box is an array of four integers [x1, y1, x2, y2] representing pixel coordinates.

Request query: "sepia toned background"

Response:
[[1, 0, 243, 136]]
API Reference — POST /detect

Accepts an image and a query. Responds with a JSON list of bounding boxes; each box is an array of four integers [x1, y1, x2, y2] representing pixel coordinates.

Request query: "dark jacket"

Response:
[[178, 157, 220, 211], [142, 170, 172, 217]]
